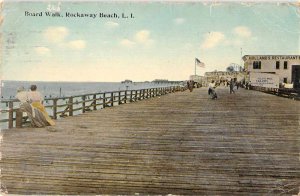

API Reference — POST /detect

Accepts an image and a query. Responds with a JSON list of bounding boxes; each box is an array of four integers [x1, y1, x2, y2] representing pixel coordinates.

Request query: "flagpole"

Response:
[[195, 58, 196, 75]]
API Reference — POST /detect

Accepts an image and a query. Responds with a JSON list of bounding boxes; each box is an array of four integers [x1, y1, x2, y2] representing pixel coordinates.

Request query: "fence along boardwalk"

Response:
[[1, 87, 299, 194]]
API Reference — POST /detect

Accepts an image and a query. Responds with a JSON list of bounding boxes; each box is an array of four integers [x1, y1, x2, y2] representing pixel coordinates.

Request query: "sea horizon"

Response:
[[0, 80, 181, 99], [1, 79, 183, 83]]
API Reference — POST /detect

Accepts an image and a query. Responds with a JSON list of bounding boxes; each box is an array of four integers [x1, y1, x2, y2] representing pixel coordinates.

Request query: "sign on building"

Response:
[[249, 73, 279, 88]]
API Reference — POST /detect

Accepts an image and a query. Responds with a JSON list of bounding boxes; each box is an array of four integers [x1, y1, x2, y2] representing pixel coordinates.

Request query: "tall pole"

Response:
[[195, 59, 196, 76], [240, 48, 243, 71]]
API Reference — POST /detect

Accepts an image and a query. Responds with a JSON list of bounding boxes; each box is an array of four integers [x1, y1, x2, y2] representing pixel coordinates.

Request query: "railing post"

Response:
[[8, 102, 13, 129], [135, 90, 138, 101], [82, 95, 86, 113], [125, 90, 127, 103], [111, 92, 114, 107], [53, 99, 57, 119], [118, 91, 121, 104], [155, 88, 158, 96], [93, 94, 97, 110], [130, 90, 133, 102], [69, 97, 73, 116], [16, 109, 23, 128], [142, 89, 145, 99], [103, 93, 106, 108], [139, 90, 142, 100]]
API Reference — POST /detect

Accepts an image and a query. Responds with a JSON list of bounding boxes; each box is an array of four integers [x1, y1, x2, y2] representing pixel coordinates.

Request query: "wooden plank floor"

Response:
[[1, 87, 299, 195]]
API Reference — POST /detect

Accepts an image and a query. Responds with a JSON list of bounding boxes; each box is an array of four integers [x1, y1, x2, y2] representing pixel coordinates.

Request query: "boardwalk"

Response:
[[1, 87, 299, 195]]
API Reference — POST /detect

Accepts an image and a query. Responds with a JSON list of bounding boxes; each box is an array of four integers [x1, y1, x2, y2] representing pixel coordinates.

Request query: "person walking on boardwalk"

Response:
[[27, 85, 55, 127], [187, 80, 194, 92], [229, 79, 235, 94], [208, 80, 217, 99]]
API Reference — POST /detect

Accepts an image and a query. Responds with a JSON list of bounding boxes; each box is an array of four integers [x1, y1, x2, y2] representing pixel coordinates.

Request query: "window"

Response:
[[253, 61, 261, 69], [284, 61, 288, 69], [283, 78, 287, 83], [276, 61, 280, 69]]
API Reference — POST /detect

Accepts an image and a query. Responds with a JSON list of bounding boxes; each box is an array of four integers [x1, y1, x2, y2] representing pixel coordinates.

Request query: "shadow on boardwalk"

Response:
[[1, 87, 299, 195]]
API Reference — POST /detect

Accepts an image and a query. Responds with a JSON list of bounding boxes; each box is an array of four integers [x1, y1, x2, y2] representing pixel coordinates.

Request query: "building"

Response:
[[189, 75, 204, 86], [243, 55, 300, 88], [204, 71, 245, 85]]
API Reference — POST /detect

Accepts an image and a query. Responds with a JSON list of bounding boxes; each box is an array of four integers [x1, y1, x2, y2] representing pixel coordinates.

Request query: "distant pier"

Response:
[[0, 87, 299, 194]]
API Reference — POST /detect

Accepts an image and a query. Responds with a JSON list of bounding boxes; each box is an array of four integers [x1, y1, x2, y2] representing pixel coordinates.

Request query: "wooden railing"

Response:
[[251, 86, 300, 100], [0, 86, 186, 129]]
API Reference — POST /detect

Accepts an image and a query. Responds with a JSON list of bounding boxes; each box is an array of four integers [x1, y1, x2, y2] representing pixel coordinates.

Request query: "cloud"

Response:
[[120, 30, 154, 48], [174, 18, 185, 25], [120, 39, 135, 47], [35, 47, 50, 55], [201, 32, 225, 49], [44, 26, 69, 43], [68, 40, 86, 50], [105, 21, 119, 28], [134, 30, 154, 46], [233, 26, 252, 38]]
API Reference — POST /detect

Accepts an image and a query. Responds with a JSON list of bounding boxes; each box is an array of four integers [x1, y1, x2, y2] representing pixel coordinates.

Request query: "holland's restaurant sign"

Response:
[[245, 55, 300, 61]]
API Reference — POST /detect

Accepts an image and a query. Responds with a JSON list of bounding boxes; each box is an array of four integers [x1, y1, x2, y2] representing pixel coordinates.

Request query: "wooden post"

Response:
[[130, 90, 133, 102], [93, 94, 97, 110], [139, 90, 142, 100], [125, 90, 127, 103], [135, 90, 137, 102], [8, 102, 13, 129], [111, 92, 114, 107], [53, 99, 57, 119], [118, 91, 121, 104], [16, 109, 23, 128], [82, 95, 86, 113], [142, 89, 145, 99], [69, 97, 73, 116], [103, 93, 106, 108]]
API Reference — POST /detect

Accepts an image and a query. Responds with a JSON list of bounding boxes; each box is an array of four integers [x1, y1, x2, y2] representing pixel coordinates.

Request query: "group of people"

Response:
[[16, 85, 55, 128], [208, 79, 239, 99]]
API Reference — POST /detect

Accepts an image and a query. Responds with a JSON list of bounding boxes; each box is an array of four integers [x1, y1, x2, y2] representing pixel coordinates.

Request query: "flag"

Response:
[[195, 58, 205, 68]]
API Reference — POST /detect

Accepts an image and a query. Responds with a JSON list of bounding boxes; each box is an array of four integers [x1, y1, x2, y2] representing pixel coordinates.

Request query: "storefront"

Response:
[[243, 55, 300, 88]]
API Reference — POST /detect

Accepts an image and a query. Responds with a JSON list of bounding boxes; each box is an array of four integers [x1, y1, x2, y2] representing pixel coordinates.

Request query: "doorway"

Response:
[[292, 65, 300, 88]]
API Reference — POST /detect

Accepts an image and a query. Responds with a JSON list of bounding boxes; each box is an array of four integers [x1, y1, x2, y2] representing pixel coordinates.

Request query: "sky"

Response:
[[1, 1, 300, 82]]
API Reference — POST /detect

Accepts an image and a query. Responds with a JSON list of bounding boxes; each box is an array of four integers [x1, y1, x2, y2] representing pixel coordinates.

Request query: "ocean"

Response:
[[0, 80, 173, 99]]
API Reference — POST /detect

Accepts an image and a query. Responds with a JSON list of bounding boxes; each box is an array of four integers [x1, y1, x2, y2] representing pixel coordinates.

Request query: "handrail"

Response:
[[0, 85, 187, 129], [251, 86, 300, 99]]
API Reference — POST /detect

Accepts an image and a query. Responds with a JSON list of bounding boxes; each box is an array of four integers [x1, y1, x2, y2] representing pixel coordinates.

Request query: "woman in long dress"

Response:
[[27, 85, 55, 126], [16, 85, 55, 127]]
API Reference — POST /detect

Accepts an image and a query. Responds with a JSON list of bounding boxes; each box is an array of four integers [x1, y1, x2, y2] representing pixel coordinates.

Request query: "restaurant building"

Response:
[[242, 55, 300, 88]]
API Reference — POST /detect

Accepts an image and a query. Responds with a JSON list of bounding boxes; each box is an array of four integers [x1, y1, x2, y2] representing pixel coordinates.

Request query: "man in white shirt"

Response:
[[208, 80, 217, 99]]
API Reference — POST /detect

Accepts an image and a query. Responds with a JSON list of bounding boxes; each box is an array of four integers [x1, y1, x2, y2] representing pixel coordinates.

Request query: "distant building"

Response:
[[121, 79, 133, 83], [204, 71, 245, 84], [189, 75, 204, 87], [242, 55, 300, 88]]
